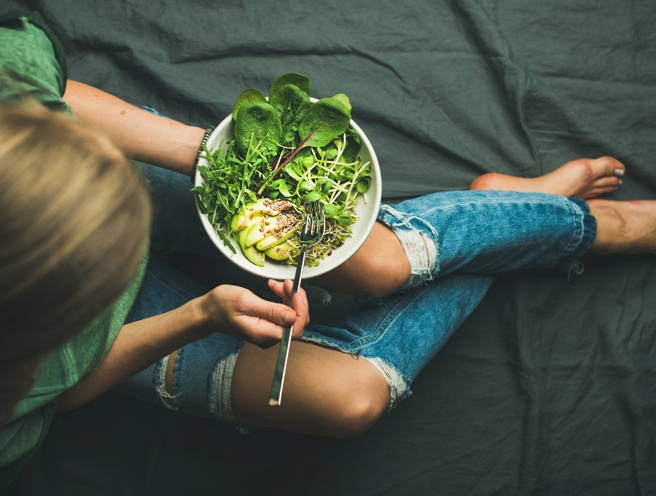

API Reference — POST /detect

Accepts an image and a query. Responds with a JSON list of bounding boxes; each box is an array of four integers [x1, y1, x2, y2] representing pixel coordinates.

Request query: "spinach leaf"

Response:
[[269, 73, 311, 101], [332, 93, 352, 111], [257, 99, 351, 194], [232, 88, 267, 121], [269, 84, 312, 144], [234, 101, 282, 158], [298, 98, 351, 148]]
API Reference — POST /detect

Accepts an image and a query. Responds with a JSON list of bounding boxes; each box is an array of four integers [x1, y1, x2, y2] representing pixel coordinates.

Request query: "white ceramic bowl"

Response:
[[194, 101, 382, 280]]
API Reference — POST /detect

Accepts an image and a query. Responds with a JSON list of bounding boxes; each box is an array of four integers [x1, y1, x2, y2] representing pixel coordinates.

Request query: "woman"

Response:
[[2, 9, 654, 485]]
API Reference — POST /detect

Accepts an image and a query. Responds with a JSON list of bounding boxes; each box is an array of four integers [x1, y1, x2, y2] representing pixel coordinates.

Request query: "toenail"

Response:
[[614, 168, 625, 176]]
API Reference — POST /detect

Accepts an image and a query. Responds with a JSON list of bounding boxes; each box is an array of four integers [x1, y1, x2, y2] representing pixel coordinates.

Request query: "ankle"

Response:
[[588, 202, 626, 254], [469, 173, 497, 191]]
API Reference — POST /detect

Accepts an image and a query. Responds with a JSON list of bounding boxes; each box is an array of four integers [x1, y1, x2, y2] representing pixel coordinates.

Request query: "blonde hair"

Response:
[[0, 102, 151, 423]]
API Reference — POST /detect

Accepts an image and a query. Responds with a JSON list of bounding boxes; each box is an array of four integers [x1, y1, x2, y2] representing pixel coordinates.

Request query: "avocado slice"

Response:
[[231, 210, 250, 232], [231, 199, 294, 233], [238, 226, 250, 249], [242, 244, 265, 267], [243, 217, 278, 247], [256, 222, 298, 251], [265, 241, 293, 261], [251, 198, 294, 216]]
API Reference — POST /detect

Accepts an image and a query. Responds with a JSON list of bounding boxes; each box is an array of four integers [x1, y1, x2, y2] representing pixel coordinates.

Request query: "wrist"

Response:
[[190, 125, 216, 183], [185, 295, 216, 340]]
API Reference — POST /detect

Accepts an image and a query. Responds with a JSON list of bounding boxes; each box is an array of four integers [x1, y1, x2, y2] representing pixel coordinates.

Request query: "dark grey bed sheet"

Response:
[[5, 0, 656, 494]]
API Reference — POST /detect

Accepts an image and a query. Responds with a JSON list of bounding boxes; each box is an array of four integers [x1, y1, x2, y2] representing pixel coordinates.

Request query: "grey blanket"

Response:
[[6, 1, 656, 495]]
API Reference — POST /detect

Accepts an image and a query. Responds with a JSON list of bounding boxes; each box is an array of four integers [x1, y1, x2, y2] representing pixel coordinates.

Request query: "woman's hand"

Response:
[[198, 281, 309, 348]]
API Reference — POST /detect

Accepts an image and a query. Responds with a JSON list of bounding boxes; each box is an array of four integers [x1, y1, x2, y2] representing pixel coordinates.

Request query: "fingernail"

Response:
[[283, 311, 295, 324], [614, 168, 625, 176], [618, 179, 623, 185]]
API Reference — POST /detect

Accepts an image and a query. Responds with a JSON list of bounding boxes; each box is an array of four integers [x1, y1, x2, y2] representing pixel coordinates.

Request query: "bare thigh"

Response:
[[230, 341, 391, 437]]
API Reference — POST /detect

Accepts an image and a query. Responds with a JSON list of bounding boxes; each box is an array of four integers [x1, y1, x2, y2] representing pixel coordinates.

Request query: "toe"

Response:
[[584, 184, 621, 199], [592, 176, 622, 189], [593, 156, 625, 178]]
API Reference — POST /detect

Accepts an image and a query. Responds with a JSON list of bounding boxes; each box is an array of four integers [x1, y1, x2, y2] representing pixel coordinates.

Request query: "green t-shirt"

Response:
[[0, 10, 149, 486]]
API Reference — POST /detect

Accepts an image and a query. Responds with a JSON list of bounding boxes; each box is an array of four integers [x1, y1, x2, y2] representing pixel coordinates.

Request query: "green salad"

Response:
[[193, 73, 372, 267]]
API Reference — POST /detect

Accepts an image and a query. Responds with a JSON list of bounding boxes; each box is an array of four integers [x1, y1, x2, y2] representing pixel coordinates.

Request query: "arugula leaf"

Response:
[[215, 225, 237, 254]]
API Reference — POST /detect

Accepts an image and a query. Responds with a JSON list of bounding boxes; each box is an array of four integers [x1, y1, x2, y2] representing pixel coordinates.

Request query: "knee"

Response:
[[327, 364, 391, 437], [359, 256, 410, 298], [331, 387, 389, 437]]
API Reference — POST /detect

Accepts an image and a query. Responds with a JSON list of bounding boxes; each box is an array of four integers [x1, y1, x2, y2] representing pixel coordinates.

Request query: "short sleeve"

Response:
[[0, 404, 54, 488], [0, 10, 69, 111]]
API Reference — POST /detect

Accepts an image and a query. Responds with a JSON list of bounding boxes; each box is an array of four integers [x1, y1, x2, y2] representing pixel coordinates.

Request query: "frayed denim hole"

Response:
[[377, 205, 440, 289], [151, 357, 164, 404], [316, 286, 333, 305], [361, 356, 411, 410], [155, 355, 180, 411], [208, 342, 244, 422], [173, 347, 184, 402]]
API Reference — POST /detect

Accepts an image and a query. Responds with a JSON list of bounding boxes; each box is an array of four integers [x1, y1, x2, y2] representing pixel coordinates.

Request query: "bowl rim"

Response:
[[194, 104, 382, 280]]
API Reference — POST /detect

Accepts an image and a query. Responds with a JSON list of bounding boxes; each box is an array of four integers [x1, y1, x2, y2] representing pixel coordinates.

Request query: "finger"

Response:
[[237, 293, 297, 328], [268, 279, 293, 304], [268, 279, 287, 298], [290, 290, 309, 339], [296, 287, 310, 325], [283, 279, 295, 298], [231, 315, 286, 348]]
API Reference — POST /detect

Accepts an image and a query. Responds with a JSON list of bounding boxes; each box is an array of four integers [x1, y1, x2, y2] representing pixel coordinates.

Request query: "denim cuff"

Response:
[[557, 196, 598, 269]]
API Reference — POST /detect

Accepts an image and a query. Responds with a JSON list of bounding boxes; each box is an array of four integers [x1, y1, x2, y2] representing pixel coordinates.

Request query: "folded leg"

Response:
[[314, 190, 596, 296]]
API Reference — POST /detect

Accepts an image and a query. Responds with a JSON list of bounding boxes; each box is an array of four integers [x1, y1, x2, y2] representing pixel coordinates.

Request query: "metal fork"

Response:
[[269, 201, 325, 406]]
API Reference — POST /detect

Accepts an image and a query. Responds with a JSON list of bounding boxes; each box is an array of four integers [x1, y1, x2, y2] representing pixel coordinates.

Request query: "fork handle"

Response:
[[268, 251, 307, 406]]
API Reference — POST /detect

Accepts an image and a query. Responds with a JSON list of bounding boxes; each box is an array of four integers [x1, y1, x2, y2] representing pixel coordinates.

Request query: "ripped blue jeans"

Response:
[[306, 191, 595, 403], [115, 107, 597, 422], [115, 162, 596, 422]]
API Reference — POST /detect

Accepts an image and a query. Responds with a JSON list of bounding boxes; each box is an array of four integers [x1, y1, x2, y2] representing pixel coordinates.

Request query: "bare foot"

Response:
[[589, 199, 656, 254], [469, 157, 625, 199]]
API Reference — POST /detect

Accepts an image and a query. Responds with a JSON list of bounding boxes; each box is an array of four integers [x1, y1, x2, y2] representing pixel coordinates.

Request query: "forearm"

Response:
[[52, 282, 308, 413], [53, 298, 209, 413], [62, 80, 205, 175]]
